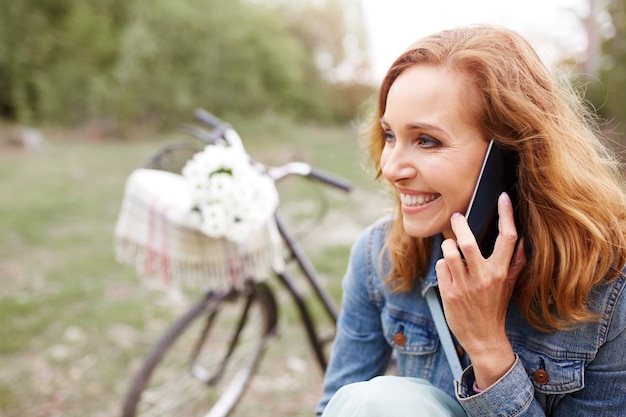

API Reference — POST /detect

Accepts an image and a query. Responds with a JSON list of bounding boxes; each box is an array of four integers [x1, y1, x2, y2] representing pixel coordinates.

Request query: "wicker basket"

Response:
[[114, 169, 284, 293]]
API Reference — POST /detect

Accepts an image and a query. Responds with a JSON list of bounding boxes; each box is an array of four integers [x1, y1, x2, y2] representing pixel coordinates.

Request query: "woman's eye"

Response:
[[383, 130, 395, 143], [417, 134, 440, 148]]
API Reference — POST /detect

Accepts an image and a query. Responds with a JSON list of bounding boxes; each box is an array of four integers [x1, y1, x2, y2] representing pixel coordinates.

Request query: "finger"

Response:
[[449, 212, 484, 273], [491, 192, 519, 267], [440, 237, 467, 280], [435, 258, 452, 290], [507, 238, 527, 282]]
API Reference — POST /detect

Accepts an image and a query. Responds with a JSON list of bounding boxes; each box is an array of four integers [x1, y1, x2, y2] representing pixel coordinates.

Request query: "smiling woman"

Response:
[[380, 65, 488, 237], [379, 65, 488, 240], [316, 24, 626, 417]]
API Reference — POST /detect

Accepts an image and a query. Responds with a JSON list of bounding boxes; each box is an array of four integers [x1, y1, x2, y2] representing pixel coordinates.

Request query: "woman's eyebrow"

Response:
[[380, 117, 447, 134], [404, 122, 445, 133]]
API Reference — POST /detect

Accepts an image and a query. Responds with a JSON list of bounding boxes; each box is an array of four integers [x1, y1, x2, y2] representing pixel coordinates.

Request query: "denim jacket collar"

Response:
[[420, 233, 444, 296]]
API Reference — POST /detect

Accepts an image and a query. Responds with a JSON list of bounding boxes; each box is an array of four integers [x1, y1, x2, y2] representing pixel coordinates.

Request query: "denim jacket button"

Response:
[[533, 369, 550, 385], [393, 332, 407, 346]]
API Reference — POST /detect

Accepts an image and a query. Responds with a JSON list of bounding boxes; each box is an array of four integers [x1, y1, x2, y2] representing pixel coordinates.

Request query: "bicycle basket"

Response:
[[114, 168, 284, 293]]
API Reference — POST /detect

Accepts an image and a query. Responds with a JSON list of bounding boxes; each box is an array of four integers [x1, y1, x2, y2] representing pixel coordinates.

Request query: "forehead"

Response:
[[382, 64, 484, 138]]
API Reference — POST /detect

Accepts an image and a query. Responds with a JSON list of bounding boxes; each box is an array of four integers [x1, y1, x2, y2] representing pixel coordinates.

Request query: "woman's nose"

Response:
[[381, 147, 417, 183]]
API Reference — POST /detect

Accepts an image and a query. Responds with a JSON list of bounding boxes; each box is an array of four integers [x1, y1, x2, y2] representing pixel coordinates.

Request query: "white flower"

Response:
[[182, 144, 279, 242]]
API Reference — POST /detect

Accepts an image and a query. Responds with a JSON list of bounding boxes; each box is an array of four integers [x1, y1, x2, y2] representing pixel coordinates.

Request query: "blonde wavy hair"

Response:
[[366, 25, 626, 331]]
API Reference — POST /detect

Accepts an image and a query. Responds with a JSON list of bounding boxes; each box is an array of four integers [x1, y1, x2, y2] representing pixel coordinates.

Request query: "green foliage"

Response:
[[0, 0, 373, 130], [600, 0, 626, 136], [576, 0, 626, 140], [113, 0, 312, 125], [0, 0, 129, 124]]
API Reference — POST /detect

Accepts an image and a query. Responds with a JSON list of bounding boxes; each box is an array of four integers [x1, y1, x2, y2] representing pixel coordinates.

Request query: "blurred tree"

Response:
[[0, 0, 69, 122], [601, 0, 626, 136], [0, 0, 129, 124], [273, 0, 374, 121], [0, 0, 373, 129], [278, 0, 371, 82], [578, 0, 626, 140], [112, 0, 315, 125]]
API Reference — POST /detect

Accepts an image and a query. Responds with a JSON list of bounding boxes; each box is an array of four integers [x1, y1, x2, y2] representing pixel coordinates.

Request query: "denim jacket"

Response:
[[317, 216, 626, 416]]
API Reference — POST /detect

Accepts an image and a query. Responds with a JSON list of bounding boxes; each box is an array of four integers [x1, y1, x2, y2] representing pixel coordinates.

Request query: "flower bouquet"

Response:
[[114, 142, 283, 293], [182, 144, 279, 243]]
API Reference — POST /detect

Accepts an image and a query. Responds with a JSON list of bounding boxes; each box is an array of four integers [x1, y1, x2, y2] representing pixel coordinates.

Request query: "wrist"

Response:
[[469, 346, 515, 389]]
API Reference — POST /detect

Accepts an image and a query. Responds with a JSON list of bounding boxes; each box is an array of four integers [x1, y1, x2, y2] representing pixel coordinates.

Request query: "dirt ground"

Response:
[[0, 132, 392, 417]]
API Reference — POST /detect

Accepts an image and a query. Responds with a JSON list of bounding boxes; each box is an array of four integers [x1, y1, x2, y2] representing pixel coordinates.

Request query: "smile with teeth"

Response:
[[400, 193, 440, 207]]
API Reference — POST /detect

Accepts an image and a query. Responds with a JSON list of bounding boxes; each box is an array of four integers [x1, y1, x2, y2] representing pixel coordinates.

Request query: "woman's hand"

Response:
[[435, 192, 527, 390]]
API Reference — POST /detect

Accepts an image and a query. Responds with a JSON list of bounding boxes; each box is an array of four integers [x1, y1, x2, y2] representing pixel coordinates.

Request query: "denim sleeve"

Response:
[[316, 222, 392, 416], [457, 356, 543, 416], [457, 274, 626, 417]]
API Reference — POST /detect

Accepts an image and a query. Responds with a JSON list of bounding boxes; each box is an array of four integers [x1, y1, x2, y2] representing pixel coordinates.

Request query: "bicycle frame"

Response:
[[273, 212, 340, 371], [182, 109, 347, 372], [184, 202, 343, 376], [119, 108, 352, 417]]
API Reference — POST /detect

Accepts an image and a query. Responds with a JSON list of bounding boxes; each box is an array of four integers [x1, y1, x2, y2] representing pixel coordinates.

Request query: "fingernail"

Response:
[[451, 212, 462, 219], [500, 192, 511, 206]]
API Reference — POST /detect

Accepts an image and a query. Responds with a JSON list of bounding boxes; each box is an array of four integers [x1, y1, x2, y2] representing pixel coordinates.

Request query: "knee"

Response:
[[323, 378, 393, 416], [322, 376, 464, 417]]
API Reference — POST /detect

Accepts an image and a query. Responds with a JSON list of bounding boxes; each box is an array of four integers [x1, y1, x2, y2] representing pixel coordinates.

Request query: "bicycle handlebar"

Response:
[[308, 167, 351, 193], [182, 108, 351, 193], [195, 108, 229, 131], [268, 162, 350, 192], [179, 123, 222, 145]]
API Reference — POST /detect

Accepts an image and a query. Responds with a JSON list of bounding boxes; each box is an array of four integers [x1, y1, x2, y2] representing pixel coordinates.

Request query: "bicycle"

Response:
[[116, 109, 352, 417]]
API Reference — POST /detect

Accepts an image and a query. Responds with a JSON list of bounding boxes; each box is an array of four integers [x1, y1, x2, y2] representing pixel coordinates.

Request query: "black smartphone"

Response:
[[464, 140, 520, 257]]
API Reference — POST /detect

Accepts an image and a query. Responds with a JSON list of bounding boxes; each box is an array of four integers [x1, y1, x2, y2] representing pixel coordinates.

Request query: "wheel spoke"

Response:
[[121, 286, 276, 417]]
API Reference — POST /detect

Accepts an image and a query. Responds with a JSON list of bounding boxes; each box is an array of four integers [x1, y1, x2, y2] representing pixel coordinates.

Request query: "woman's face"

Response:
[[380, 64, 489, 239]]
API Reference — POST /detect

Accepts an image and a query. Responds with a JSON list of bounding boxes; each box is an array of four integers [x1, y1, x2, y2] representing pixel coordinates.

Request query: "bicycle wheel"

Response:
[[121, 282, 278, 417]]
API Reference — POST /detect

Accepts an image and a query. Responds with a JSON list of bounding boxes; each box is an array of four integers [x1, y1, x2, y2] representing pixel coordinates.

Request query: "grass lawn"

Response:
[[0, 116, 390, 417]]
